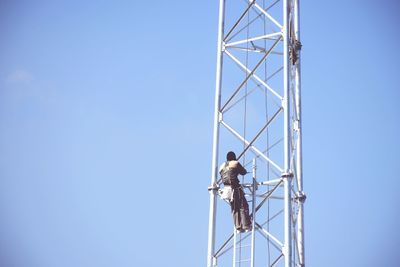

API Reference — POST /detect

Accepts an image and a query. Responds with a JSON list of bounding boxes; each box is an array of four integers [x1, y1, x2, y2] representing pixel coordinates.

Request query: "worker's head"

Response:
[[226, 151, 236, 161]]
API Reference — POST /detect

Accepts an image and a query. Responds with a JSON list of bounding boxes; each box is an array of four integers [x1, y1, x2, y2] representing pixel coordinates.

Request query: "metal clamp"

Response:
[[295, 191, 307, 203], [281, 172, 294, 178], [294, 40, 302, 51], [218, 112, 223, 122], [208, 183, 220, 191]]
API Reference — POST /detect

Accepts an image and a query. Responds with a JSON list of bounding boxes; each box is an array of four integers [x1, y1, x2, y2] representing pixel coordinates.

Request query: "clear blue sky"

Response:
[[0, 1, 399, 266]]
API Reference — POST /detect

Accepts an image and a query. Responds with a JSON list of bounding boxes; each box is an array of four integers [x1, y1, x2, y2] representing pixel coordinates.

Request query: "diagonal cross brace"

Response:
[[221, 37, 282, 112], [224, 46, 282, 101], [251, 0, 283, 29], [225, 0, 281, 43], [237, 107, 283, 161], [224, 0, 256, 41], [220, 108, 283, 173]]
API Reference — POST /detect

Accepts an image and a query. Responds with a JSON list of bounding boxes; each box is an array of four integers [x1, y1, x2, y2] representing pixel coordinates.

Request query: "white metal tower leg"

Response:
[[207, 0, 226, 266], [294, 0, 305, 265], [283, 0, 292, 266]]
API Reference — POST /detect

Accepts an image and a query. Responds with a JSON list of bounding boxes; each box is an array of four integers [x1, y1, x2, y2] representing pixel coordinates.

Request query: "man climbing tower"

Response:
[[219, 151, 252, 232]]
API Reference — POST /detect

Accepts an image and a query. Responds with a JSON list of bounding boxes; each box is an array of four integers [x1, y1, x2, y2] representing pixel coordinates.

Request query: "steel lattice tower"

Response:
[[207, 0, 305, 267]]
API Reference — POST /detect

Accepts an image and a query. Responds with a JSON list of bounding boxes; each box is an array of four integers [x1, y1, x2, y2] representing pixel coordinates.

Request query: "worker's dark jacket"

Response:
[[219, 160, 251, 231], [219, 160, 247, 188]]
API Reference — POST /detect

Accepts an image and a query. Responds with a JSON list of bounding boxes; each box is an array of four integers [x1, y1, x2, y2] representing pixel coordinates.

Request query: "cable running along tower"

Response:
[[207, 0, 305, 267]]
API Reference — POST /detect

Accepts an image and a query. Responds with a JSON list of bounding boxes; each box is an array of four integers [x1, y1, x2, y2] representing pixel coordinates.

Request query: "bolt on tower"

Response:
[[207, 0, 305, 267]]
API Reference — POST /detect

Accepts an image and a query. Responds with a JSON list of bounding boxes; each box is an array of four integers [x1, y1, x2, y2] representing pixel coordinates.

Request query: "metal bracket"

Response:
[[218, 112, 223, 122], [295, 40, 302, 51], [281, 172, 294, 178], [295, 191, 307, 203], [208, 183, 220, 191]]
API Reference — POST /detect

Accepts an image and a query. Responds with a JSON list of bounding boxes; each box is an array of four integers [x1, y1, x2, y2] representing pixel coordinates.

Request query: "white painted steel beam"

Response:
[[294, 0, 305, 265], [225, 32, 282, 47], [207, 0, 225, 266], [283, 1, 293, 267]]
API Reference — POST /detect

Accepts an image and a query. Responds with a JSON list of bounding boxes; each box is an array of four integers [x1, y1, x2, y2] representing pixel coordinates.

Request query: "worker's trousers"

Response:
[[230, 187, 251, 231]]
